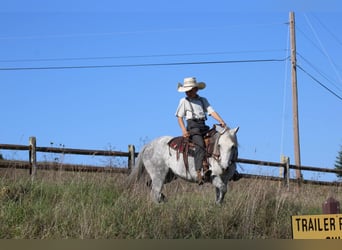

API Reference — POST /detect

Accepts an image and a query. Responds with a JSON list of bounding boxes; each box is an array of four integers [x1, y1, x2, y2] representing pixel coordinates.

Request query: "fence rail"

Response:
[[0, 143, 136, 157], [0, 159, 128, 173], [236, 158, 342, 174], [0, 137, 136, 179], [1, 137, 342, 186]]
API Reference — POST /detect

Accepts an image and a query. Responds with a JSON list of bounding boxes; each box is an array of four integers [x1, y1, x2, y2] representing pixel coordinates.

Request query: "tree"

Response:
[[335, 146, 342, 179]]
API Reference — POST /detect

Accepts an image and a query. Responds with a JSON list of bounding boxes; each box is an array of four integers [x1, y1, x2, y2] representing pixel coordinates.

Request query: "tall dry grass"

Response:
[[0, 168, 341, 239]]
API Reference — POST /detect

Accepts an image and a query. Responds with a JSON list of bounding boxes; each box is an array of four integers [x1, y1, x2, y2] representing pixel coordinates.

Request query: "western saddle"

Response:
[[168, 126, 218, 184]]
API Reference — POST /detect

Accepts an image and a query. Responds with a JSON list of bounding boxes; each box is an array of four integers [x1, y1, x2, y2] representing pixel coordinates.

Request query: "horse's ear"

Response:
[[231, 127, 239, 134]]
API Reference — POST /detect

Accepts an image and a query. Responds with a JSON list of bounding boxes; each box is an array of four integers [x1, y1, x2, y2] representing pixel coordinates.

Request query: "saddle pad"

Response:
[[168, 136, 195, 157]]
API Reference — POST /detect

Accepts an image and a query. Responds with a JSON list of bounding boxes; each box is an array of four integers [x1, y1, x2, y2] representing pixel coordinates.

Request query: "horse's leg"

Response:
[[215, 165, 236, 203], [148, 164, 170, 203], [150, 177, 167, 203], [212, 175, 227, 204]]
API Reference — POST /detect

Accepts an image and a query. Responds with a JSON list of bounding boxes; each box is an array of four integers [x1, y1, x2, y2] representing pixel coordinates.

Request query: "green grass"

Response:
[[0, 169, 341, 239]]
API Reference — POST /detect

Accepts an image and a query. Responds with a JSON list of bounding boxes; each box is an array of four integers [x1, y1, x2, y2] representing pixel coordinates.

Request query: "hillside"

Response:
[[0, 168, 341, 239]]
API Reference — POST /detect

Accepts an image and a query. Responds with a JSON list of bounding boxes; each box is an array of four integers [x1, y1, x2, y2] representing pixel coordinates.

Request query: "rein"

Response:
[[210, 126, 238, 167], [208, 132, 221, 161], [168, 125, 236, 171], [192, 125, 229, 162]]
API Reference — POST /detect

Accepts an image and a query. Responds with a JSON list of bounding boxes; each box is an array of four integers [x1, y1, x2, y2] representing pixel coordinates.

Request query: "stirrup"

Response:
[[203, 160, 209, 171], [202, 161, 211, 182], [197, 170, 204, 185]]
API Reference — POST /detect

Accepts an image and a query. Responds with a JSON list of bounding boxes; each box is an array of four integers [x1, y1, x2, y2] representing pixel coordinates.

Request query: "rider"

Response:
[[175, 77, 228, 185]]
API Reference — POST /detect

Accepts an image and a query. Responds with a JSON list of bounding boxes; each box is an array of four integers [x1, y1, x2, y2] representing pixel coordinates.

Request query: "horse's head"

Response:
[[214, 126, 239, 170]]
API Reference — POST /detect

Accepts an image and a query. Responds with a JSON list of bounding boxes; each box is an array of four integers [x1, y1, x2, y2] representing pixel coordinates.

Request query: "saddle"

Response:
[[167, 126, 217, 171]]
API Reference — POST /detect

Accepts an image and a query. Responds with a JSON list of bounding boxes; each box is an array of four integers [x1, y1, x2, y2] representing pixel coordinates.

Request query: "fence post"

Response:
[[128, 144, 135, 173], [280, 155, 290, 189], [29, 136, 37, 180], [322, 197, 340, 214]]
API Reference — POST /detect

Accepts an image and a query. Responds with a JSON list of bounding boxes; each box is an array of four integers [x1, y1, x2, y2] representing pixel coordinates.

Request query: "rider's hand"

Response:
[[182, 130, 190, 138], [220, 121, 227, 128]]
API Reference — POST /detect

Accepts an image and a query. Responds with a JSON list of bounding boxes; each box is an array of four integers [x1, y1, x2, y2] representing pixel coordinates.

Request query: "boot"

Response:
[[203, 160, 209, 172], [197, 169, 204, 185]]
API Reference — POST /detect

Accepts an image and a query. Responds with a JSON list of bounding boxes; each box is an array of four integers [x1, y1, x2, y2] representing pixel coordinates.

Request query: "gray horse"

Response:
[[128, 126, 239, 204]]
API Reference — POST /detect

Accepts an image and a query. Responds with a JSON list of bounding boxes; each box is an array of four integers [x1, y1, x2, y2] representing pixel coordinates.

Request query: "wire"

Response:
[[297, 64, 342, 101], [304, 14, 342, 86], [296, 27, 324, 55], [297, 52, 342, 92], [280, 26, 291, 157], [0, 22, 286, 41], [0, 49, 287, 63], [311, 14, 342, 47], [0, 57, 288, 71]]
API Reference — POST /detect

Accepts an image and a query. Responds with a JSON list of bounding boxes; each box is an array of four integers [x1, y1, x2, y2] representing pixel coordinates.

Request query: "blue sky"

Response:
[[1, 1, 341, 181]]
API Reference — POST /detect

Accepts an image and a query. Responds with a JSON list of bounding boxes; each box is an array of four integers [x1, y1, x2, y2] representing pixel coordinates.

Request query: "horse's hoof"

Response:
[[203, 170, 212, 182], [159, 193, 168, 203], [215, 201, 223, 206], [231, 170, 242, 181]]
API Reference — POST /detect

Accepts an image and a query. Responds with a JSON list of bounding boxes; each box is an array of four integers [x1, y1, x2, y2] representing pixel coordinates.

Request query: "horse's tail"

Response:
[[127, 144, 147, 186]]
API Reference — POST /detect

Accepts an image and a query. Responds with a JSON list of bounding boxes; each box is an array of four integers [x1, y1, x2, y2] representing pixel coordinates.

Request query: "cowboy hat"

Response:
[[177, 77, 206, 92]]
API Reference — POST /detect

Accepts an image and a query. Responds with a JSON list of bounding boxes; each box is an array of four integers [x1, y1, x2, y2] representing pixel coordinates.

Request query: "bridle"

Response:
[[210, 127, 238, 167]]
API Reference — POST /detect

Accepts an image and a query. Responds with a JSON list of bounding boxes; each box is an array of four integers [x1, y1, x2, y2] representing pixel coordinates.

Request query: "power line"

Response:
[[297, 52, 342, 92], [0, 49, 287, 63], [311, 14, 342, 47], [296, 26, 324, 55], [280, 26, 291, 156], [0, 22, 285, 41], [304, 14, 342, 86], [0, 57, 288, 71], [297, 64, 342, 101]]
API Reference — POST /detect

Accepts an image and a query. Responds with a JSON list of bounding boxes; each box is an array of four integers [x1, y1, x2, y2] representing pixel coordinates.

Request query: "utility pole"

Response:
[[289, 11, 302, 182]]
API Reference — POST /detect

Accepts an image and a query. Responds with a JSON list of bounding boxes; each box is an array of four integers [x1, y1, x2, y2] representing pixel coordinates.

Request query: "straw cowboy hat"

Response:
[[177, 77, 206, 92]]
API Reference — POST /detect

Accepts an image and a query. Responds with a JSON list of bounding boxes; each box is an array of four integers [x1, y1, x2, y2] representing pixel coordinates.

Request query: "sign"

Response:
[[292, 214, 342, 239]]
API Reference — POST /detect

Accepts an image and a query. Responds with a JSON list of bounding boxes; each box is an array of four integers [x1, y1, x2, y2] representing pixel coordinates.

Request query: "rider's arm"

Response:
[[210, 111, 228, 129], [177, 116, 190, 138]]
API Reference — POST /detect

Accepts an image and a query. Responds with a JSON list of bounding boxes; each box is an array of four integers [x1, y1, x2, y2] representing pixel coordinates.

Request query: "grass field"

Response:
[[0, 168, 341, 239]]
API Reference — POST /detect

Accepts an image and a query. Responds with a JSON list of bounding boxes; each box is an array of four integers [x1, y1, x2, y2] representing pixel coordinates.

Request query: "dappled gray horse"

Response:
[[128, 126, 239, 204]]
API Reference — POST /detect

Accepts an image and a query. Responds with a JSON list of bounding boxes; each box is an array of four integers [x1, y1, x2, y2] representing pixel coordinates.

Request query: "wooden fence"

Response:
[[1, 136, 342, 186], [0, 137, 136, 180], [236, 158, 342, 187]]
